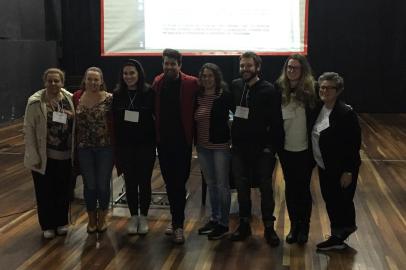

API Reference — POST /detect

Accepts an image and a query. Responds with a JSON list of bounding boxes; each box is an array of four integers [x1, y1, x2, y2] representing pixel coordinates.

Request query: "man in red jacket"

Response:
[[152, 48, 199, 244]]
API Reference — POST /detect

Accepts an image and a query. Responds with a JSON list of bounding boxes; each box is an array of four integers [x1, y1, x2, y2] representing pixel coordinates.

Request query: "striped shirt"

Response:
[[194, 94, 229, 149]]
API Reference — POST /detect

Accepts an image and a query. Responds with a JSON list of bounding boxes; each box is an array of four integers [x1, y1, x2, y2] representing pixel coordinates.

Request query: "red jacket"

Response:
[[152, 72, 199, 145]]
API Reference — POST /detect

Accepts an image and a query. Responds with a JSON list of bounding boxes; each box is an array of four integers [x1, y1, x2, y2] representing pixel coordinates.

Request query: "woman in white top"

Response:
[[312, 72, 361, 251], [276, 54, 317, 245]]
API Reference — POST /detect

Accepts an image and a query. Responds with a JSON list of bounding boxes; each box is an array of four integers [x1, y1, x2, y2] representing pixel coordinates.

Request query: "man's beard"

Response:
[[241, 70, 258, 82]]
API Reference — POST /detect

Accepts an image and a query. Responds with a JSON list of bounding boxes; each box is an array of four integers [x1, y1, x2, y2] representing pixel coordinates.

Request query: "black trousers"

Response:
[[157, 143, 192, 229], [232, 145, 277, 223], [32, 158, 71, 230], [318, 166, 359, 236], [118, 144, 156, 216], [279, 149, 314, 225]]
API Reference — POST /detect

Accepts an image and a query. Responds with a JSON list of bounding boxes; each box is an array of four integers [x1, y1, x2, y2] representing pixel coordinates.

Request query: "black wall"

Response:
[[0, 0, 60, 123], [61, 0, 406, 113]]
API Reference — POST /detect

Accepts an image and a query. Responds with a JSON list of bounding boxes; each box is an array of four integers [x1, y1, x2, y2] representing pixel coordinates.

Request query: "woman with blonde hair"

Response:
[[24, 68, 75, 238], [73, 67, 113, 233], [276, 54, 317, 244]]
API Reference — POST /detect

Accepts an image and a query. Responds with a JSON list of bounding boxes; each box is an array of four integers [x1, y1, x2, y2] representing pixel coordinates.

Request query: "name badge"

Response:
[[235, 106, 249, 119], [282, 107, 296, 120], [316, 118, 330, 133], [124, 110, 139, 122], [52, 111, 67, 124]]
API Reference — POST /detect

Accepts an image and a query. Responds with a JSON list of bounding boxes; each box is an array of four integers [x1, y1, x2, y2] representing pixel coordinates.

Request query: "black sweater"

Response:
[[314, 100, 361, 173], [230, 78, 284, 153], [195, 89, 235, 144], [112, 86, 156, 147]]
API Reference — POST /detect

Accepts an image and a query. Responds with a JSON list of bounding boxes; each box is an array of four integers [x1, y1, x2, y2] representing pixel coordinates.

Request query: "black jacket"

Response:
[[230, 78, 284, 153], [314, 100, 361, 173], [195, 89, 234, 144], [112, 86, 156, 147]]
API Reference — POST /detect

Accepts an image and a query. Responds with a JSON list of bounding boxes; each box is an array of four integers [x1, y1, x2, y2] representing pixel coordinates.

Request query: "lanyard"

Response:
[[239, 84, 250, 107], [127, 91, 137, 110], [50, 99, 64, 112], [46, 92, 64, 112]]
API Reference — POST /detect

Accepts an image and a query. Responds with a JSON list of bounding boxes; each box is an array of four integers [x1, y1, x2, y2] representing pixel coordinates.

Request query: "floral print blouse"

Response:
[[76, 94, 113, 148]]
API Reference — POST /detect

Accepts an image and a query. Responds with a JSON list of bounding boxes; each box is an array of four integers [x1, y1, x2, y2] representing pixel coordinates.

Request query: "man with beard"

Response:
[[152, 48, 199, 244], [230, 51, 284, 246]]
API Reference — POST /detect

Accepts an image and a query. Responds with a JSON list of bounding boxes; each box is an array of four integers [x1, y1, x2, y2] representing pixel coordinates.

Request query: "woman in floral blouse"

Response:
[[73, 67, 113, 233]]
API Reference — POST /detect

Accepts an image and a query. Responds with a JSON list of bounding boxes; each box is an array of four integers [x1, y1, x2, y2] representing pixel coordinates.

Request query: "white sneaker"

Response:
[[165, 223, 173, 235], [56, 225, 69, 235], [138, 215, 149, 235], [43, 230, 55, 239], [127, 215, 139, 235]]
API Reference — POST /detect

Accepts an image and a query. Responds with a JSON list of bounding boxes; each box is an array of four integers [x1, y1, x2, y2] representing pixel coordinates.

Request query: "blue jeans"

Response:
[[77, 146, 113, 211], [197, 146, 231, 227]]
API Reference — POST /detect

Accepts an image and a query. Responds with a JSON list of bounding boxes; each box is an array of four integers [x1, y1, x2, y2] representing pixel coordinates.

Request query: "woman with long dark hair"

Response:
[[112, 59, 156, 235]]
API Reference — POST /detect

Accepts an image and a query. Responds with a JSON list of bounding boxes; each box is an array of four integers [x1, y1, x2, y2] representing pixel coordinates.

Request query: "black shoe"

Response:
[[297, 223, 309, 245], [340, 226, 357, 240], [198, 220, 218, 235], [316, 236, 347, 251], [285, 223, 299, 244], [264, 226, 280, 246], [208, 224, 228, 240], [230, 221, 251, 241]]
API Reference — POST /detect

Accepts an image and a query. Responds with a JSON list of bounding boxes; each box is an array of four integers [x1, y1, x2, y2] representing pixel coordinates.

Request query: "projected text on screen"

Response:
[[102, 0, 308, 56]]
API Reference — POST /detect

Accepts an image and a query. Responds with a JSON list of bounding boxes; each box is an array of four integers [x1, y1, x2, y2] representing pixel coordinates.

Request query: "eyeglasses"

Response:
[[287, 65, 301, 71], [319, 86, 337, 91]]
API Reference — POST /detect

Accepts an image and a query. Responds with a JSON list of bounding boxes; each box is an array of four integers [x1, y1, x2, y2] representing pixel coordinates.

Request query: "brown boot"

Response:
[[97, 209, 108, 233], [87, 211, 97, 233]]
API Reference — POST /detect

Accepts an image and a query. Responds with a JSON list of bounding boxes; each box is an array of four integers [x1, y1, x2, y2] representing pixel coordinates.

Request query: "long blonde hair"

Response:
[[276, 54, 316, 108]]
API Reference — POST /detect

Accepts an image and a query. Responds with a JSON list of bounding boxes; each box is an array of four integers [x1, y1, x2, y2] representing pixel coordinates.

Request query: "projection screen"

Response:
[[101, 0, 308, 56]]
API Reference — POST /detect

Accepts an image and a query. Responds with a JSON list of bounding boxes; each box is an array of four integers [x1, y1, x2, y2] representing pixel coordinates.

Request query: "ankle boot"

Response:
[[87, 211, 97, 233], [230, 220, 251, 241], [97, 209, 108, 233], [264, 223, 280, 247], [297, 223, 310, 245], [286, 222, 299, 244]]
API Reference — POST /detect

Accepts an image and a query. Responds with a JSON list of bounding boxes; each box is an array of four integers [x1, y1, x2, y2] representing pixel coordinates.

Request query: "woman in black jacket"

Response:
[[112, 59, 156, 235], [195, 63, 234, 240], [312, 72, 361, 251]]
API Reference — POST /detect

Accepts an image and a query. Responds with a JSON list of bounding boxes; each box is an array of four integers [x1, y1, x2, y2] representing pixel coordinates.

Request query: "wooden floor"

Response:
[[0, 114, 405, 270]]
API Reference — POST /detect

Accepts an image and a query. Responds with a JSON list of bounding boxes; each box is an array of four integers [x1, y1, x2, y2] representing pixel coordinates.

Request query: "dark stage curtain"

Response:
[[61, 0, 406, 113]]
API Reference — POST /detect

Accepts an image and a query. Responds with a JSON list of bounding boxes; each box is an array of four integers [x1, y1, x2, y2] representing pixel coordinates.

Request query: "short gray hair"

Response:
[[318, 72, 344, 91]]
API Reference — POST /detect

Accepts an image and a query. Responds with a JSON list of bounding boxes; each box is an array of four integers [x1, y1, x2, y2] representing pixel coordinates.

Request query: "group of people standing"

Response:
[[23, 49, 361, 252]]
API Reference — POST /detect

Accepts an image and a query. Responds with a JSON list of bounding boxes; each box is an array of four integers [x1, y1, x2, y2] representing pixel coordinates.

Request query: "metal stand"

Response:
[[112, 184, 189, 209]]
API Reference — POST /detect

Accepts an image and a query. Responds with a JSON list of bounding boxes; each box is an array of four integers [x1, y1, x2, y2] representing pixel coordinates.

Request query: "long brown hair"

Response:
[[198, 63, 228, 96]]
